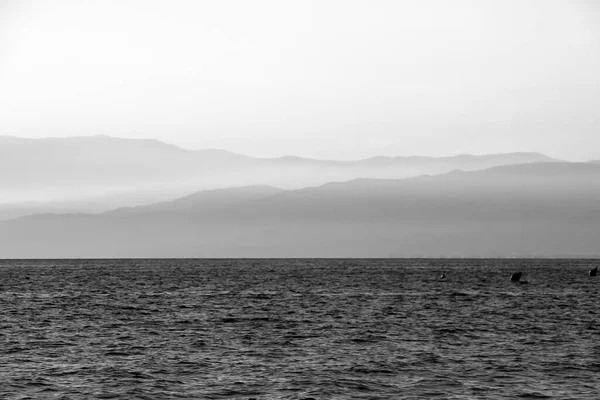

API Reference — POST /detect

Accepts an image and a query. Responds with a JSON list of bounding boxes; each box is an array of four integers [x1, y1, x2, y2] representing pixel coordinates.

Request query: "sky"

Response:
[[0, 0, 599, 160]]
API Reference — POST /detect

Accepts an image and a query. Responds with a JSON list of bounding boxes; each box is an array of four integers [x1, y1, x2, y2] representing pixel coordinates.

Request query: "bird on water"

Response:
[[590, 267, 598, 277]]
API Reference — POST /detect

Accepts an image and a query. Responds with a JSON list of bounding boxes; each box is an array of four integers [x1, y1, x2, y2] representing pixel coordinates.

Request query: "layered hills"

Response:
[[1, 161, 598, 258], [0, 135, 559, 219]]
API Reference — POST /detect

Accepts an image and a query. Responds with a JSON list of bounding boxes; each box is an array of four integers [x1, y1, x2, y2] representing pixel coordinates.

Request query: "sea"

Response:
[[0, 259, 599, 399]]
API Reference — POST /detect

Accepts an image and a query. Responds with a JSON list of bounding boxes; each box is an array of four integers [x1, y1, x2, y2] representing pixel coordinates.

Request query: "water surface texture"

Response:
[[1, 259, 599, 399]]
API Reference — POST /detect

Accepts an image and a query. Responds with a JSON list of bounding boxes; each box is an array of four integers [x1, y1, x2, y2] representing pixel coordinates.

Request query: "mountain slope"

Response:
[[0, 135, 562, 198], [108, 185, 284, 215], [2, 162, 600, 258]]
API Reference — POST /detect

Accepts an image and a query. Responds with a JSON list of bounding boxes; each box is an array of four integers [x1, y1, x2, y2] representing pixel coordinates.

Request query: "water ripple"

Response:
[[0, 259, 599, 399]]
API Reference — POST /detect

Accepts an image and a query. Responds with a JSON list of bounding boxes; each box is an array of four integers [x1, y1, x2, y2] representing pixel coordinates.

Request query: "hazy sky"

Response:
[[1, 0, 599, 160]]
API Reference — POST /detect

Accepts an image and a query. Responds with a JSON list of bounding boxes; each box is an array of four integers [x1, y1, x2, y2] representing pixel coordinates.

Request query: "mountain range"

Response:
[[0, 135, 561, 219], [1, 160, 599, 258]]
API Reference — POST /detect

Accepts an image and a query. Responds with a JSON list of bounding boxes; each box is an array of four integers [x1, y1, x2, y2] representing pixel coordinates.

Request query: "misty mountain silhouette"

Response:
[[263, 152, 559, 168], [108, 185, 283, 215], [0, 136, 558, 181], [0, 135, 251, 186], [2, 161, 600, 258], [0, 135, 560, 213]]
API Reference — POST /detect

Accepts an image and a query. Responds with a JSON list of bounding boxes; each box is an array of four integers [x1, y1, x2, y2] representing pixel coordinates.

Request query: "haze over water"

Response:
[[1, 259, 599, 399], [2, 3, 600, 397]]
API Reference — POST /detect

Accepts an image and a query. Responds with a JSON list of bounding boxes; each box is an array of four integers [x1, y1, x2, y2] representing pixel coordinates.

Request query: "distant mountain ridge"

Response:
[[0, 135, 559, 164], [264, 151, 557, 166], [0, 135, 564, 217], [2, 161, 600, 258], [108, 185, 283, 215]]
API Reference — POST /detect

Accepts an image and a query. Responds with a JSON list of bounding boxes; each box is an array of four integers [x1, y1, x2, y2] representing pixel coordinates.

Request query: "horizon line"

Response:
[[0, 133, 582, 163]]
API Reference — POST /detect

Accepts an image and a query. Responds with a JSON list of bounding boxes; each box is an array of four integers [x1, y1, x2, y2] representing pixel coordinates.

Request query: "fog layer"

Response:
[[2, 162, 598, 258]]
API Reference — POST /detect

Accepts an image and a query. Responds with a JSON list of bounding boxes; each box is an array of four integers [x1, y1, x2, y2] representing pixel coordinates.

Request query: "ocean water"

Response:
[[0, 259, 599, 399]]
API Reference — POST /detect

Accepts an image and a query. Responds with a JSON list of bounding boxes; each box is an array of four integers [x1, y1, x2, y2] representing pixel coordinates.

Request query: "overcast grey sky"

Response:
[[1, 0, 599, 160]]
